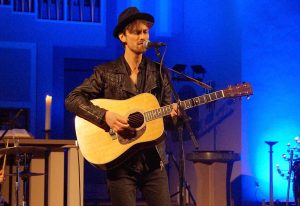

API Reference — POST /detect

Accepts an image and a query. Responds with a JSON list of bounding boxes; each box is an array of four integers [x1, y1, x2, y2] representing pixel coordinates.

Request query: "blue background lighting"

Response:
[[1, 0, 300, 204]]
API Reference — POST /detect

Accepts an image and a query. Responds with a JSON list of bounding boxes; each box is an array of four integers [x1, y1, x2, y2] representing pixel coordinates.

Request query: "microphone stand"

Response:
[[167, 67, 212, 90], [154, 47, 210, 206]]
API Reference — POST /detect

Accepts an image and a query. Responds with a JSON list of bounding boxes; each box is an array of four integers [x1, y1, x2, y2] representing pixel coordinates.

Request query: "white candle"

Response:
[[45, 95, 52, 131]]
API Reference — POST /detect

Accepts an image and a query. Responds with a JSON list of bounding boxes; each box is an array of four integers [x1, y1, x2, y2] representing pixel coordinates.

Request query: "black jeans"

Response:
[[107, 167, 171, 206]]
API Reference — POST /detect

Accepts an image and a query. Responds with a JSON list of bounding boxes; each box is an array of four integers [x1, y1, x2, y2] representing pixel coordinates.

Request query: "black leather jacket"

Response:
[[65, 55, 173, 165]]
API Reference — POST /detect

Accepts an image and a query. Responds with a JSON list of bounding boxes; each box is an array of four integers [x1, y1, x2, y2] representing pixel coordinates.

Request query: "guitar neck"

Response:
[[144, 90, 225, 122]]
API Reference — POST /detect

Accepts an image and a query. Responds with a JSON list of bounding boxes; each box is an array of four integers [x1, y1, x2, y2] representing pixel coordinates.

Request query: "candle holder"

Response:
[[44, 129, 51, 140]]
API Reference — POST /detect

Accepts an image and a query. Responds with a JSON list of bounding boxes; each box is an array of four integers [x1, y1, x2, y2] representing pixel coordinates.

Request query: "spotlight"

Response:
[[172, 64, 186, 73], [190, 65, 207, 82], [191, 65, 206, 74]]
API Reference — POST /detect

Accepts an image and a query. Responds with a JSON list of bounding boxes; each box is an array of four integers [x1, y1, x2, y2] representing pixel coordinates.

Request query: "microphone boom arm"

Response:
[[167, 67, 213, 90]]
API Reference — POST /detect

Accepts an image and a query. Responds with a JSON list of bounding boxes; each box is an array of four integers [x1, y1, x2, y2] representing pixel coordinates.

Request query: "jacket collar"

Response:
[[111, 55, 158, 94], [112, 55, 157, 73]]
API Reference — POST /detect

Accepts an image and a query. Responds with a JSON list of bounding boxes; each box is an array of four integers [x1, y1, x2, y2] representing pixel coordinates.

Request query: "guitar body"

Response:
[[75, 93, 164, 170]]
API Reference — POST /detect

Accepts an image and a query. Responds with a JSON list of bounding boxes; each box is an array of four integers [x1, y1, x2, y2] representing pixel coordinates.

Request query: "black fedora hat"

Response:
[[113, 7, 154, 38]]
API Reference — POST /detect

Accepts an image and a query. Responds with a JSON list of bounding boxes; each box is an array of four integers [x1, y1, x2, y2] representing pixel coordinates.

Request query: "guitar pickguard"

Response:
[[118, 126, 147, 145]]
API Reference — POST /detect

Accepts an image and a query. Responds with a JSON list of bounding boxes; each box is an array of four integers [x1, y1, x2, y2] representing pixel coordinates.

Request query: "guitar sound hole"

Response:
[[128, 112, 144, 128]]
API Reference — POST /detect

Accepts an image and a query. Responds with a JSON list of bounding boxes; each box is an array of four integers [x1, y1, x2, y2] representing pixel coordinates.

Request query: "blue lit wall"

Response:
[[0, 1, 114, 138], [240, 0, 300, 202]]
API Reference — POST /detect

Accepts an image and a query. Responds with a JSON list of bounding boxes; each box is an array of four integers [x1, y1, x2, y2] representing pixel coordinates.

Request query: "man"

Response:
[[65, 7, 178, 206]]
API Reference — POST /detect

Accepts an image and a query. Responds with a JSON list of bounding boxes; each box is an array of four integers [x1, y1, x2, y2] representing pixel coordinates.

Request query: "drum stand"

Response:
[[14, 152, 32, 206], [14, 152, 43, 206], [15, 152, 20, 206]]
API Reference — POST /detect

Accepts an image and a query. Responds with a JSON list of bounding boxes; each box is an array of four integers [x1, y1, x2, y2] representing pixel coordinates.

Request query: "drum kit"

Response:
[[0, 145, 47, 206], [0, 110, 48, 206]]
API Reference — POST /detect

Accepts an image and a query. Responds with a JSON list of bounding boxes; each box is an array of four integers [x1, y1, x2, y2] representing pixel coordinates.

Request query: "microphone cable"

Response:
[[157, 45, 168, 104]]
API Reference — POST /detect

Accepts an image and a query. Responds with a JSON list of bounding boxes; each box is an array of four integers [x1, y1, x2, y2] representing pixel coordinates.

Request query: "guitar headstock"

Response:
[[223, 83, 253, 98]]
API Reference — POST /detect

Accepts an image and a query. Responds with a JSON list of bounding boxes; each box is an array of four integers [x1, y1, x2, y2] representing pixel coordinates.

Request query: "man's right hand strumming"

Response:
[[105, 111, 130, 133]]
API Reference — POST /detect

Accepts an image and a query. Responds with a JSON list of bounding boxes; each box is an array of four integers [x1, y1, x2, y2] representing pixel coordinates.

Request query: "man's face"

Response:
[[119, 21, 150, 54]]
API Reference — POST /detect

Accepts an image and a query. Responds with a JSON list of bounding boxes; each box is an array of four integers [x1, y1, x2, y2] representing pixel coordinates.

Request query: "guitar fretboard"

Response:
[[144, 90, 225, 122]]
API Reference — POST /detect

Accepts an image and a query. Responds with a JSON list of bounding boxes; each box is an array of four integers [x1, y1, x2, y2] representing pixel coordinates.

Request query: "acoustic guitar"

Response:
[[75, 83, 253, 169]]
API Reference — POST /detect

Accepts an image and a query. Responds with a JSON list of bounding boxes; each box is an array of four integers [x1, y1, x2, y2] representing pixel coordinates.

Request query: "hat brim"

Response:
[[113, 13, 154, 38]]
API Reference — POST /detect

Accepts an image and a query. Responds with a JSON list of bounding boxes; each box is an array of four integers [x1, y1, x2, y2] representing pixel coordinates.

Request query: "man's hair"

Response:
[[119, 20, 153, 46], [123, 19, 153, 34]]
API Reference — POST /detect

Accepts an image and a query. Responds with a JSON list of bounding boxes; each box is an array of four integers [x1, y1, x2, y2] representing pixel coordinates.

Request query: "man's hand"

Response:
[[170, 103, 181, 118], [105, 111, 129, 132]]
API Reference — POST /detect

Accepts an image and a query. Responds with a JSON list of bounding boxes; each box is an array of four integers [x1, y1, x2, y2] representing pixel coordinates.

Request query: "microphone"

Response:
[[143, 40, 166, 49]]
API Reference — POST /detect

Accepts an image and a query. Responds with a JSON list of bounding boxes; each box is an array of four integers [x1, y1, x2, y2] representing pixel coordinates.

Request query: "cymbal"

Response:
[[0, 146, 47, 155], [7, 171, 45, 177]]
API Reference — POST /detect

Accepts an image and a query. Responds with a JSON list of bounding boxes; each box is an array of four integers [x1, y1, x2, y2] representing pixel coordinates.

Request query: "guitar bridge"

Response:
[[118, 126, 146, 145], [109, 128, 118, 140]]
